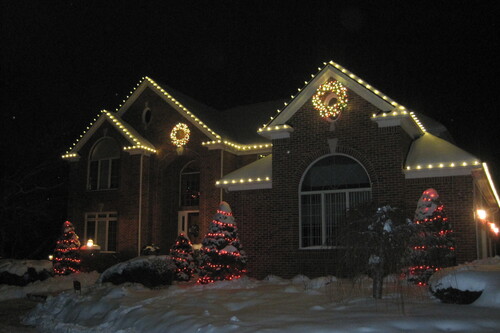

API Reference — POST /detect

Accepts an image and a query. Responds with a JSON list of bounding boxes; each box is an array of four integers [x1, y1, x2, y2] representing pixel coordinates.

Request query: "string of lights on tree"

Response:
[[169, 233, 196, 281], [407, 189, 456, 285], [312, 79, 348, 119], [53, 221, 81, 275], [197, 202, 247, 284]]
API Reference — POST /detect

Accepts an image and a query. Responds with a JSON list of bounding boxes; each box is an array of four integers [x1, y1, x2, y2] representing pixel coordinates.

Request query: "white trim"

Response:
[[404, 167, 475, 179], [371, 113, 423, 139], [225, 182, 272, 191]]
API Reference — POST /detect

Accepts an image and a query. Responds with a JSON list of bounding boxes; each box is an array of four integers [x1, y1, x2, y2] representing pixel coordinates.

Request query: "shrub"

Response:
[[430, 287, 482, 304], [99, 256, 175, 288]]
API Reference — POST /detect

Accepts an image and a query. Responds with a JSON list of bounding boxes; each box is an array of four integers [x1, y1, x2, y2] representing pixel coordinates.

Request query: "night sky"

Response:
[[3, 1, 500, 182]]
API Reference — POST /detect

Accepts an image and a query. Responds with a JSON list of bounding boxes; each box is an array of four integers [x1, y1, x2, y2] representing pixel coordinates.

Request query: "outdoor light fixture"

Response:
[[477, 209, 487, 220], [48, 254, 53, 261]]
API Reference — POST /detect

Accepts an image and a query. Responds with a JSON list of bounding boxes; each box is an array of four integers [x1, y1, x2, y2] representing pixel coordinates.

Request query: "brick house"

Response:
[[62, 61, 499, 278]]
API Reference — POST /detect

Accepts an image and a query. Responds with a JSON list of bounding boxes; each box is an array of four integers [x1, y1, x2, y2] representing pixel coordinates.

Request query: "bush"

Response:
[[99, 257, 175, 288], [0, 267, 52, 286], [430, 286, 483, 304]]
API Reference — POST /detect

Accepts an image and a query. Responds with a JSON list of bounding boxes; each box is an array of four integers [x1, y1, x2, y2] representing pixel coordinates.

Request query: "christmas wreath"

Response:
[[312, 80, 348, 119], [170, 123, 190, 147]]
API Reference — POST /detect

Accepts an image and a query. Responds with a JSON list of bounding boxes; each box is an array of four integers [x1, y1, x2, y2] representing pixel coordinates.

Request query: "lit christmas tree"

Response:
[[198, 201, 247, 284], [53, 221, 81, 275], [169, 233, 195, 281], [407, 189, 456, 285]]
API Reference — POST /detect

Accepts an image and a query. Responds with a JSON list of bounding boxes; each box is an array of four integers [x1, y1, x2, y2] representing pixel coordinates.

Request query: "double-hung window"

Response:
[[85, 212, 117, 251]]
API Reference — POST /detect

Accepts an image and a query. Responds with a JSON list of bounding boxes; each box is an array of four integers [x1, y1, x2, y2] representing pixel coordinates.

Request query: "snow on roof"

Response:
[[62, 110, 156, 160], [216, 154, 272, 191], [405, 133, 480, 178]]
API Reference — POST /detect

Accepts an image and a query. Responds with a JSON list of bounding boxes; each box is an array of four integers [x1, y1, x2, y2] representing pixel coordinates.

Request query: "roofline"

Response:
[[117, 77, 221, 141], [62, 110, 156, 159], [258, 60, 426, 138]]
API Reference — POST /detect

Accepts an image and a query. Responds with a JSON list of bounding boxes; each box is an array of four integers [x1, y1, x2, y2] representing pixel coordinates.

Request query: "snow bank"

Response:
[[0, 271, 99, 301], [0, 259, 52, 276], [429, 256, 500, 307], [23, 273, 500, 332]]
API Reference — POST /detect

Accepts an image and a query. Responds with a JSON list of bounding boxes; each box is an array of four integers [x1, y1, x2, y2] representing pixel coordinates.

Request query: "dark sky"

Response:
[[2, 0, 500, 182]]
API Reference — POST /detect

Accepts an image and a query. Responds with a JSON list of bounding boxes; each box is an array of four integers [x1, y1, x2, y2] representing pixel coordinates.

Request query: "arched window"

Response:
[[88, 138, 121, 190], [300, 154, 371, 248], [180, 160, 200, 207]]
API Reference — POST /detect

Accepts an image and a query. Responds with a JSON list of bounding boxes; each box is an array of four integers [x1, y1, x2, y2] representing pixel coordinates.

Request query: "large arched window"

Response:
[[88, 138, 121, 190], [300, 154, 371, 248]]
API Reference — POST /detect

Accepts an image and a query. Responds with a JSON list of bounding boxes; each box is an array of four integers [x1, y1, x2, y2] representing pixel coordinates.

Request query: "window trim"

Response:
[[298, 153, 372, 249], [84, 212, 118, 252]]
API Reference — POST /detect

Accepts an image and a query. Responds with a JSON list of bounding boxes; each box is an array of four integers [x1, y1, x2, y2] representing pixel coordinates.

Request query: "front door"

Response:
[[178, 210, 201, 247]]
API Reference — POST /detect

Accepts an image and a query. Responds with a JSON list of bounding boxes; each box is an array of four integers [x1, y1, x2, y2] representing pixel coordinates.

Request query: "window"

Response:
[[85, 212, 117, 251], [88, 138, 120, 190], [180, 161, 200, 207], [300, 154, 371, 248]]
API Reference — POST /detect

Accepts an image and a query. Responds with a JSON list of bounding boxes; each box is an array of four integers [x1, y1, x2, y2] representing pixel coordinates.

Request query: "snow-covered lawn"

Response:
[[2, 257, 499, 332]]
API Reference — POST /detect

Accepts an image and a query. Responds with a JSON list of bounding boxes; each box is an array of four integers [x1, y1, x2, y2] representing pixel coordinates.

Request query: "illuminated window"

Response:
[[180, 161, 200, 207], [300, 155, 371, 248], [88, 138, 120, 190], [85, 212, 117, 251]]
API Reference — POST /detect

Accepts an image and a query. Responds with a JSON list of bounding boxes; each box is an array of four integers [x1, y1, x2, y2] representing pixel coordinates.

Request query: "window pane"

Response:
[[86, 221, 96, 240], [89, 161, 98, 190], [110, 159, 120, 188], [107, 220, 117, 251], [301, 194, 322, 247], [99, 160, 110, 189], [349, 191, 372, 210], [91, 138, 120, 160], [324, 193, 347, 246], [181, 172, 200, 206], [302, 155, 370, 191], [97, 220, 107, 249]]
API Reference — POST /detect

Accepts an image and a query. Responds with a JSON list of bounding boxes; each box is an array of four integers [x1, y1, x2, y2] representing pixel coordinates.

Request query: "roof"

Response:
[[62, 110, 156, 160], [404, 133, 481, 178], [216, 154, 272, 191]]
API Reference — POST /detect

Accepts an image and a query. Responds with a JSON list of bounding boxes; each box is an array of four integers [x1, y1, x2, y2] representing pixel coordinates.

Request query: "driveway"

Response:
[[0, 298, 40, 332]]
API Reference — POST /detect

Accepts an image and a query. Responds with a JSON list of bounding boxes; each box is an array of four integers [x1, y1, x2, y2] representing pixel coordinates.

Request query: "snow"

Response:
[[14, 256, 499, 332], [0, 271, 99, 302], [0, 259, 52, 276], [429, 256, 500, 308]]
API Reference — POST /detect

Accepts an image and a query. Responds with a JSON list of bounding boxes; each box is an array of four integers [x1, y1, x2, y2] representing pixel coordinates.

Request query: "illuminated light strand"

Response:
[[262, 60, 412, 129], [312, 80, 348, 119], [216, 176, 271, 186], [143, 77, 221, 139], [202, 140, 272, 151], [482, 163, 500, 207], [406, 160, 480, 171], [62, 110, 157, 158]]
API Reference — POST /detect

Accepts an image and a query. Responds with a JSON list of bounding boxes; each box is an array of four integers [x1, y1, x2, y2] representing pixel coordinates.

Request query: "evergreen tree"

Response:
[[198, 201, 247, 284], [53, 221, 81, 275], [169, 233, 195, 281], [407, 189, 456, 285]]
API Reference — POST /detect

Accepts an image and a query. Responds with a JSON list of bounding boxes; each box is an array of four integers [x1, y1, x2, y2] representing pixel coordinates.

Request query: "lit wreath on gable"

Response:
[[312, 80, 348, 120], [170, 123, 191, 148]]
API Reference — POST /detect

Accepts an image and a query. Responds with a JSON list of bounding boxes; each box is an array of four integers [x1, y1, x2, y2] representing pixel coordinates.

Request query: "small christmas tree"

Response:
[[53, 221, 81, 275], [407, 189, 456, 285], [169, 233, 195, 281], [198, 201, 247, 284]]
